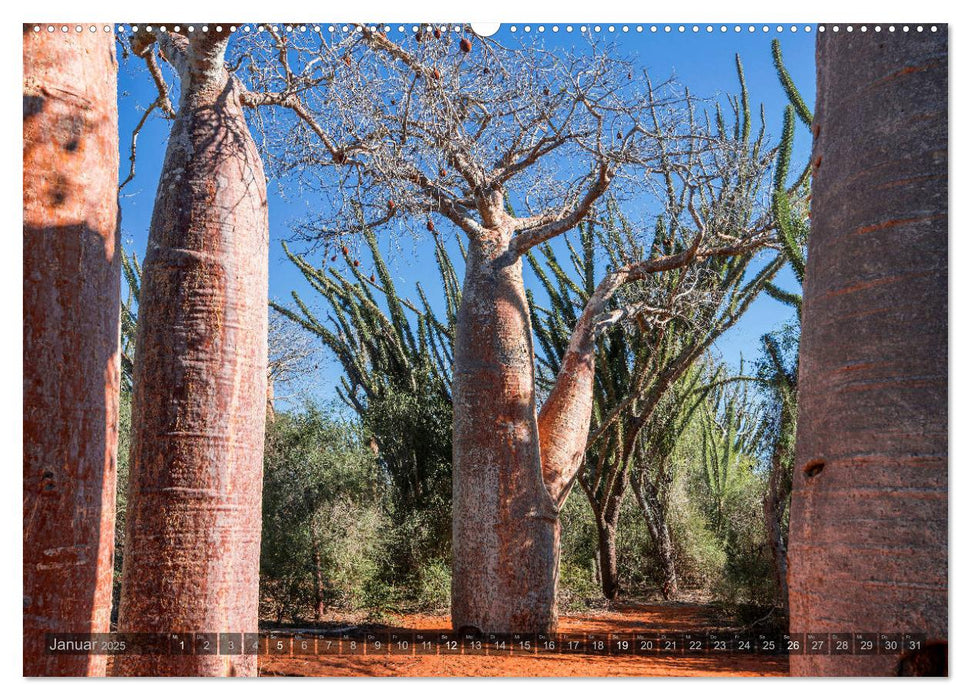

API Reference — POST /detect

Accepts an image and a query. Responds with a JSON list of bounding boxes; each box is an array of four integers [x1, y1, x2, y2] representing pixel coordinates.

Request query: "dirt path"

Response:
[[258, 602, 789, 677]]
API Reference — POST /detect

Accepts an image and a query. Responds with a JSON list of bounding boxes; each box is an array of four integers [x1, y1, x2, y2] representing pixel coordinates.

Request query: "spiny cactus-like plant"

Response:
[[755, 38, 814, 613], [528, 189, 784, 600], [272, 228, 460, 566], [120, 248, 141, 394], [699, 370, 767, 537]]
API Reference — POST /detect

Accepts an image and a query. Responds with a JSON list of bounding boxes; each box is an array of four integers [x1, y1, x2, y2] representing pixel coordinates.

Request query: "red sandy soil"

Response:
[[258, 602, 789, 677]]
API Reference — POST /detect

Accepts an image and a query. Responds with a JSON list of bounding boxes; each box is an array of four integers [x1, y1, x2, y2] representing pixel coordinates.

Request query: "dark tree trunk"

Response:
[[763, 410, 793, 615], [593, 485, 624, 601], [787, 25, 947, 676], [115, 29, 268, 677], [23, 26, 120, 677], [596, 520, 619, 601], [631, 475, 679, 599], [762, 487, 788, 615], [312, 538, 325, 622]]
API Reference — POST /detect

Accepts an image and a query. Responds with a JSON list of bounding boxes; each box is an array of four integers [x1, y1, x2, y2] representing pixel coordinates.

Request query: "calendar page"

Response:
[[22, 15, 948, 680]]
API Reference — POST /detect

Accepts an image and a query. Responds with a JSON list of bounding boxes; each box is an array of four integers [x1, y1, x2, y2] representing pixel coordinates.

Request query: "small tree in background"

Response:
[[260, 405, 384, 622], [628, 364, 711, 599]]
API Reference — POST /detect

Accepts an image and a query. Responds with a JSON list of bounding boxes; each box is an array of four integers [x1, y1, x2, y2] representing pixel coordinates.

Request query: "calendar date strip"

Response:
[[45, 631, 930, 657]]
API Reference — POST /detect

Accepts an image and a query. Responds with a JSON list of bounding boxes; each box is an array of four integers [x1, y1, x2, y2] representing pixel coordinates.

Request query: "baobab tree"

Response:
[[116, 26, 269, 676], [241, 25, 777, 633], [23, 25, 120, 677], [787, 25, 947, 675]]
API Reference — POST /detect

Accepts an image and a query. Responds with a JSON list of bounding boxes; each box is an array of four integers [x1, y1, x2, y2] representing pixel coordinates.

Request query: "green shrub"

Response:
[[259, 402, 385, 623]]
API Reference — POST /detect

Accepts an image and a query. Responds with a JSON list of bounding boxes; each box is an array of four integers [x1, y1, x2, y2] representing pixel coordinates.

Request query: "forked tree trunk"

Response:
[[116, 29, 268, 677], [451, 212, 689, 631], [787, 26, 947, 676], [452, 221, 561, 634], [23, 25, 120, 677], [631, 475, 679, 599]]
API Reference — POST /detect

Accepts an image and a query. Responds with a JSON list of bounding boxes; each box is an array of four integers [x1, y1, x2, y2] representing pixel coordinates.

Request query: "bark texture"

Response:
[[115, 29, 269, 677], [787, 26, 948, 676], [23, 26, 120, 677], [452, 220, 560, 634], [451, 218, 727, 631]]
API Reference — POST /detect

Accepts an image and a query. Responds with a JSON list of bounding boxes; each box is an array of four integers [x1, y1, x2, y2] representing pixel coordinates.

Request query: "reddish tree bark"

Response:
[[452, 213, 561, 634], [23, 25, 120, 677], [115, 29, 268, 677], [787, 26, 947, 676], [452, 209, 758, 632]]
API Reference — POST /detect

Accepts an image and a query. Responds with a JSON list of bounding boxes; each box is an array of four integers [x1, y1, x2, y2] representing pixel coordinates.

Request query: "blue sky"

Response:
[[116, 25, 816, 409]]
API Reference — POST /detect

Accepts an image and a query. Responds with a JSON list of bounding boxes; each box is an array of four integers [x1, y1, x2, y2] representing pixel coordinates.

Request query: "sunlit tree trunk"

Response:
[[787, 25, 947, 676], [23, 25, 120, 677], [452, 220, 561, 634], [116, 29, 268, 677], [452, 210, 720, 631]]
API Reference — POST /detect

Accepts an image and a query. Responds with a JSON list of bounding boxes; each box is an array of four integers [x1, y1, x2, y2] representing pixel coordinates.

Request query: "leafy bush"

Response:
[[111, 391, 132, 623], [558, 490, 604, 609], [259, 402, 385, 623]]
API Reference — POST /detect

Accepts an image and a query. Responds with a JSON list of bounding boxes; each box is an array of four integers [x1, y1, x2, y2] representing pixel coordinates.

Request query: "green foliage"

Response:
[[111, 391, 132, 622], [557, 489, 606, 610], [273, 229, 457, 597], [120, 248, 141, 394], [260, 403, 385, 622], [768, 38, 814, 294], [699, 374, 766, 537]]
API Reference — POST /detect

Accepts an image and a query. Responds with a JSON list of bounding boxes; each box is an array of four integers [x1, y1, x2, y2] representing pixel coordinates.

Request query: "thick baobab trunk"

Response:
[[23, 26, 119, 677], [116, 29, 268, 677], [787, 26, 947, 676], [452, 221, 561, 634]]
